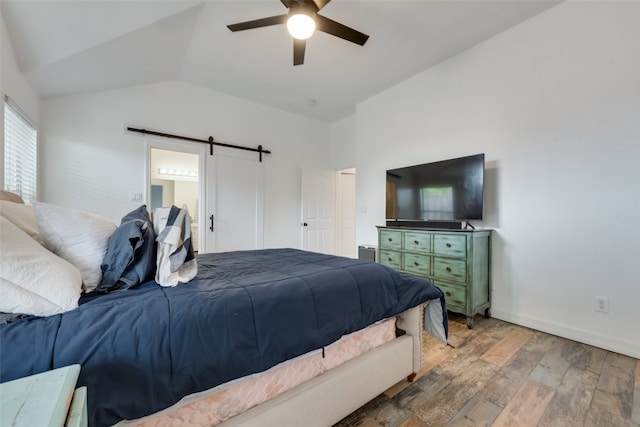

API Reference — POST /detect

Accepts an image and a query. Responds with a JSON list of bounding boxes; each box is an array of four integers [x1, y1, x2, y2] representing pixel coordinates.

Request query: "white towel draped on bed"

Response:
[[154, 206, 197, 287]]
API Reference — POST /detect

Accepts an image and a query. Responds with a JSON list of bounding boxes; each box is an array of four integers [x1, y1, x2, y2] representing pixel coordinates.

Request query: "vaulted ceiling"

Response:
[[1, 0, 560, 122]]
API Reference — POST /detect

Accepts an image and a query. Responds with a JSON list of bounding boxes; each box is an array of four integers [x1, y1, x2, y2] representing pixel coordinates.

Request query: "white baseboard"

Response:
[[490, 309, 640, 359]]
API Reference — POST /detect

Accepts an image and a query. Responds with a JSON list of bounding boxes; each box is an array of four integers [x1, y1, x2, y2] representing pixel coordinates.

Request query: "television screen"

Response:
[[386, 153, 484, 222]]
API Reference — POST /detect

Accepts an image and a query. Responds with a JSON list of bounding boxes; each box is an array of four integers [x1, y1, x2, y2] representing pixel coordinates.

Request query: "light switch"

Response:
[[129, 192, 143, 202]]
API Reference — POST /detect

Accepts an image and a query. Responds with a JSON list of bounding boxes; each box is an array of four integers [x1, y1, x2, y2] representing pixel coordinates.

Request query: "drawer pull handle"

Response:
[[388, 258, 393, 262], [414, 240, 419, 245], [388, 238, 393, 242], [414, 262, 419, 266], [446, 267, 452, 272], [446, 243, 452, 248], [445, 291, 451, 297]]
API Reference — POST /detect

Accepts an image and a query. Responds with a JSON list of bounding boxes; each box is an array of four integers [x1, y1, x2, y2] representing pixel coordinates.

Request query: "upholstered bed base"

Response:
[[220, 302, 426, 427], [119, 302, 426, 427]]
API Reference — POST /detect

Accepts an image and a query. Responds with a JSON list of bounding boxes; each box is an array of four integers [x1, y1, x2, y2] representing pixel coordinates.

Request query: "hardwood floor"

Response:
[[335, 313, 640, 427]]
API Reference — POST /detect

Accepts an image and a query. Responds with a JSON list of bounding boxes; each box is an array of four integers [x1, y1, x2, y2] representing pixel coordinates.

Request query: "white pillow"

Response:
[[33, 202, 116, 292], [0, 200, 40, 240], [0, 216, 82, 316]]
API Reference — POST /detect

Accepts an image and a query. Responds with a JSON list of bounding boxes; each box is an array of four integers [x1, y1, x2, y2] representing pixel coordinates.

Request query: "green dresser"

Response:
[[377, 226, 491, 328]]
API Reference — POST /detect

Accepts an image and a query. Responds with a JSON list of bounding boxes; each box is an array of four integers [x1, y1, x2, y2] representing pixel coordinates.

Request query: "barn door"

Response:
[[203, 147, 264, 253]]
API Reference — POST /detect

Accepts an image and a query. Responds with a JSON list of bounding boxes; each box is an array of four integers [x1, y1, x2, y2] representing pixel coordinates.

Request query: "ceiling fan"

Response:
[[227, 0, 369, 66]]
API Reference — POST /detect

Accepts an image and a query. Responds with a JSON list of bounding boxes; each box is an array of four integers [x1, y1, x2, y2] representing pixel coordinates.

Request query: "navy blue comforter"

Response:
[[0, 249, 446, 426]]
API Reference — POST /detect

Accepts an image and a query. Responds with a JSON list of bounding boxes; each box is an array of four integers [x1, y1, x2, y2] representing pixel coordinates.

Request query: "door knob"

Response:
[[303, 222, 308, 227]]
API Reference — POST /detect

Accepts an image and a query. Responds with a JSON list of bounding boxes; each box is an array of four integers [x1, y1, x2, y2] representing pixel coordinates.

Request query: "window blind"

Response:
[[4, 96, 37, 203]]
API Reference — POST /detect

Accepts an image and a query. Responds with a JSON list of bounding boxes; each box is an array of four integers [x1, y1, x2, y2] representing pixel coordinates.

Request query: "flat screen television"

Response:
[[386, 153, 484, 227]]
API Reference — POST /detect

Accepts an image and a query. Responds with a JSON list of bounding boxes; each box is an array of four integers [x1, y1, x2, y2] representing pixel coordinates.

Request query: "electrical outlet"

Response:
[[594, 296, 609, 313], [129, 192, 143, 202]]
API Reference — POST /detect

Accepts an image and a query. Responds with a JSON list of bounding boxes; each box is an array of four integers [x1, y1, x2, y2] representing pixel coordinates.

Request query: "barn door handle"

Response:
[[209, 214, 214, 232]]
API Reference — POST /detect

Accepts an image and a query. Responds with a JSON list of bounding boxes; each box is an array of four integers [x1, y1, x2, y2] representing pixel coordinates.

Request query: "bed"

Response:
[[0, 195, 447, 427]]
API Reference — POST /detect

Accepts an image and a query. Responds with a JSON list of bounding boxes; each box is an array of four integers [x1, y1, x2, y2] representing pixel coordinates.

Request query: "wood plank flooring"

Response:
[[334, 313, 639, 427]]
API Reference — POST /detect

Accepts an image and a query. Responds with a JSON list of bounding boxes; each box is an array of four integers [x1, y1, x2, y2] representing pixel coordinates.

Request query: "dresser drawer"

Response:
[[379, 249, 402, 270], [433, 234, 467, 257], [436, 282, 466, 308], [379, 230, 402, 250], [403, 253, 431, 276], [403, 232, 431, 253], [433, 258, 467, 283]]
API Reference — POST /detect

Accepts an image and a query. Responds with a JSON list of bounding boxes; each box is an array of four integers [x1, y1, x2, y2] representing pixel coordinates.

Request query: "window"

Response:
[[4, 96, 37, 203]]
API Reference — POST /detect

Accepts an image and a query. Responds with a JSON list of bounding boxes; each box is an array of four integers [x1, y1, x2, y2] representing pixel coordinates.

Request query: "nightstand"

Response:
[[0, 364, 87, 427]]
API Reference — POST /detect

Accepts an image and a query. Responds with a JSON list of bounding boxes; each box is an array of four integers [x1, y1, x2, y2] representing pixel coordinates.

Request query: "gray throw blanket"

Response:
[[154, 206, 197, 287]]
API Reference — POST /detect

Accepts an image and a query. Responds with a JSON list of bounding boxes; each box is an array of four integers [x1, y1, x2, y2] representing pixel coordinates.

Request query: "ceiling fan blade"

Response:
[[315, 14, 369, 46], [227, 14, 288, 32], [293, 39, 306, 65], [280, 0, 295, 8], [311, 0, 331, 12]]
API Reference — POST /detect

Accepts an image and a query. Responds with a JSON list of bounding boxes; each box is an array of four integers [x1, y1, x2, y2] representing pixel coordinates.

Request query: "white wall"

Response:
[[330, 114, 356, 170], [173, 180, 198, 220], [0, 11, 40, 191], [354, 1, 640, 357], [39, 81, 331, 249]]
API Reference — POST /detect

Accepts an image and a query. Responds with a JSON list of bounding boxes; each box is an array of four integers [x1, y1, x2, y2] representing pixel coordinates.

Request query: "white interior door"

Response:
[[337, 169, 356, 258], [301, 168, 336, 254], [204, 147, 264, 253]]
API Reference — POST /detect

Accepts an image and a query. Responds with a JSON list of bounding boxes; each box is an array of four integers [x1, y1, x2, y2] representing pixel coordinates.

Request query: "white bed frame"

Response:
[[220, 302, 426, 427]]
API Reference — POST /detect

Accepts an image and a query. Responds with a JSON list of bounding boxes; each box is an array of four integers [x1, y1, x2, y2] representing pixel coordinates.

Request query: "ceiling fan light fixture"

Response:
[[227, 0, 369, 65], [287, 13, 316, 40]]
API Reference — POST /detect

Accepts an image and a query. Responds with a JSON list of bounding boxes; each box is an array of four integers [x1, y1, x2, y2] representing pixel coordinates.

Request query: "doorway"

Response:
[[149, 146, 202, 253], [336, 168, 356, 258], [148, 141, 264, 254], [301, 168, 356, 257]]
